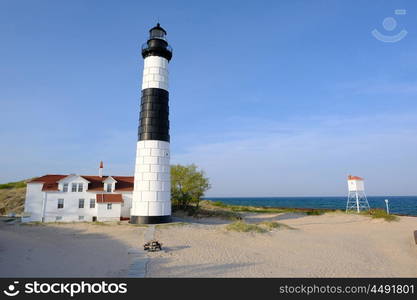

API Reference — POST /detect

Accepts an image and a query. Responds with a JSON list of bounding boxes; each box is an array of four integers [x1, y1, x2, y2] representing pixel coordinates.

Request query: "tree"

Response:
[[170, 164, 211, 212]]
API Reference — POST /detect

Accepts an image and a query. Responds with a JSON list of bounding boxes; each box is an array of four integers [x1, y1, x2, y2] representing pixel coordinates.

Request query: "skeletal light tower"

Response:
[[130, 24, 173, 224], [345, 175, 370, 213]]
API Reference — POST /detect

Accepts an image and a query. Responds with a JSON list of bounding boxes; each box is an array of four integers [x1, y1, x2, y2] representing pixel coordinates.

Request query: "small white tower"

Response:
[[346, 175, 370, 213]]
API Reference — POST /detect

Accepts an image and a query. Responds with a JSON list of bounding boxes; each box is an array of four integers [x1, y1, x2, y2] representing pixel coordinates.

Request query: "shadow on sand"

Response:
[[0, 220, 145, 277]]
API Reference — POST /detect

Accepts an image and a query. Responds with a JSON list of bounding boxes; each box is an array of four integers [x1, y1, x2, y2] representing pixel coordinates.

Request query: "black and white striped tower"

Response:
[[130, 23, 173, 224]]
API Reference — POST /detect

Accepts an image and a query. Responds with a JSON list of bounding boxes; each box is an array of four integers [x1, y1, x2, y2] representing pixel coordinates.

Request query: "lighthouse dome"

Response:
[[149, 23, 167, 41]]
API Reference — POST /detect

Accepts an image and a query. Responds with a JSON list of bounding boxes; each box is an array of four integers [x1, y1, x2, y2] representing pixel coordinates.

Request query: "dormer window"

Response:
[[71, 183, 84, 192], [58, 175, 90, 194], [103, 177, 117, 193]]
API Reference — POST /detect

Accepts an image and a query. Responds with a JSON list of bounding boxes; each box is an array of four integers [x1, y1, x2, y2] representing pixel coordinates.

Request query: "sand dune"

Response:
[[150, 213, 417, 277], [0, 213, 416, 277]]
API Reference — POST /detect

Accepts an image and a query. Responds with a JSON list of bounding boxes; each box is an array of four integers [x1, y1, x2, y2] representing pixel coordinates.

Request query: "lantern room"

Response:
[[347, 175, 365, 192], [149, 23, 167, 41], [141, 23, 172, 61]]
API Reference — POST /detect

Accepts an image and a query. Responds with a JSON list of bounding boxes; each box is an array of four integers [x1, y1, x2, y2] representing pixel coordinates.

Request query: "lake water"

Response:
[[206, 196, 417, 216]]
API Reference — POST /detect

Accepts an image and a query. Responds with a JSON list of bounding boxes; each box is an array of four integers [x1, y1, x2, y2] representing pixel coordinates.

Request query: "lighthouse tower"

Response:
[[345, 175, 370, 213], [130, 24, 173, 224]]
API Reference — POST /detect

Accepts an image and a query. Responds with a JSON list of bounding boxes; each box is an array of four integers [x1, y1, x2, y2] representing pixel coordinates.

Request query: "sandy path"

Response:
[[148, 213, 417, 277], [0, 222, 146, 277]]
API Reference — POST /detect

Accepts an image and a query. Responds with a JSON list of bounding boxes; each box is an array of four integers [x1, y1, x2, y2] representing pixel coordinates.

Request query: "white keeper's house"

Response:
[[23, 162, 133, 222]]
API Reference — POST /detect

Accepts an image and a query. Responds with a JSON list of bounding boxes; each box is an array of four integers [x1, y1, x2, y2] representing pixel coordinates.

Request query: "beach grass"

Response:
[[361, 209, 399, 222], [92, 221, 110, 226], [0, 186, 26, 215], [226, 220, 267, 233], [191, 206, 242, 220], [203, 200, 334, 216], [20, 221, 46, 226], [209, 201, 289, 213], [20, 221, 72, 226], [34, 221, 97, 225], [259, 221, 295, 230]]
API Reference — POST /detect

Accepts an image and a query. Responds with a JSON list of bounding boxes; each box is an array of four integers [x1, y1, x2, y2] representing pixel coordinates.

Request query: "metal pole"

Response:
[[346, 192, 350, 212], [385, 199, 389, 214], [355, 192, 360, 213]]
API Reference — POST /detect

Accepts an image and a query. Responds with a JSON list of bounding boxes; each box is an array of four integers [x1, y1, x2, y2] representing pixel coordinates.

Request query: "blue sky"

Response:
[[1, 0, 416, 196]]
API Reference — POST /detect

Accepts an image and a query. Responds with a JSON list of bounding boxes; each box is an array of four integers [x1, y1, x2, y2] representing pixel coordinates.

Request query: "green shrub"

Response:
[[171, 164, 210, 211], [0, 181, 26, 189], [306, 209, 326, 216], [212, 201, 228, 208]]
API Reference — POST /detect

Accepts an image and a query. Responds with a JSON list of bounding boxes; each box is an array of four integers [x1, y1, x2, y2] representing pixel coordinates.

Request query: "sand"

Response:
[[1, 213, 416, 277], [150, 213, 417, 277], [0, 220, 146, 277]]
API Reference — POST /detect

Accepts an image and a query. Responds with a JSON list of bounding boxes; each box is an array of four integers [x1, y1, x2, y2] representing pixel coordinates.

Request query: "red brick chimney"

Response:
[[99, 161, 104, 177]]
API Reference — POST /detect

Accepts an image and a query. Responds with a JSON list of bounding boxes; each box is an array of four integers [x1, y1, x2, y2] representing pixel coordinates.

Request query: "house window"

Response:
[[56, 216, 62, 221], [79, 199, 85, 209], [106, 183, 112, 192], [90, 199, 95, 208], [107, 203, 112, 210], [78, 216, 84, 221], [71, 183, 84, 192], [57, 199, 64, 209], [63, 183, 68, 192]]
